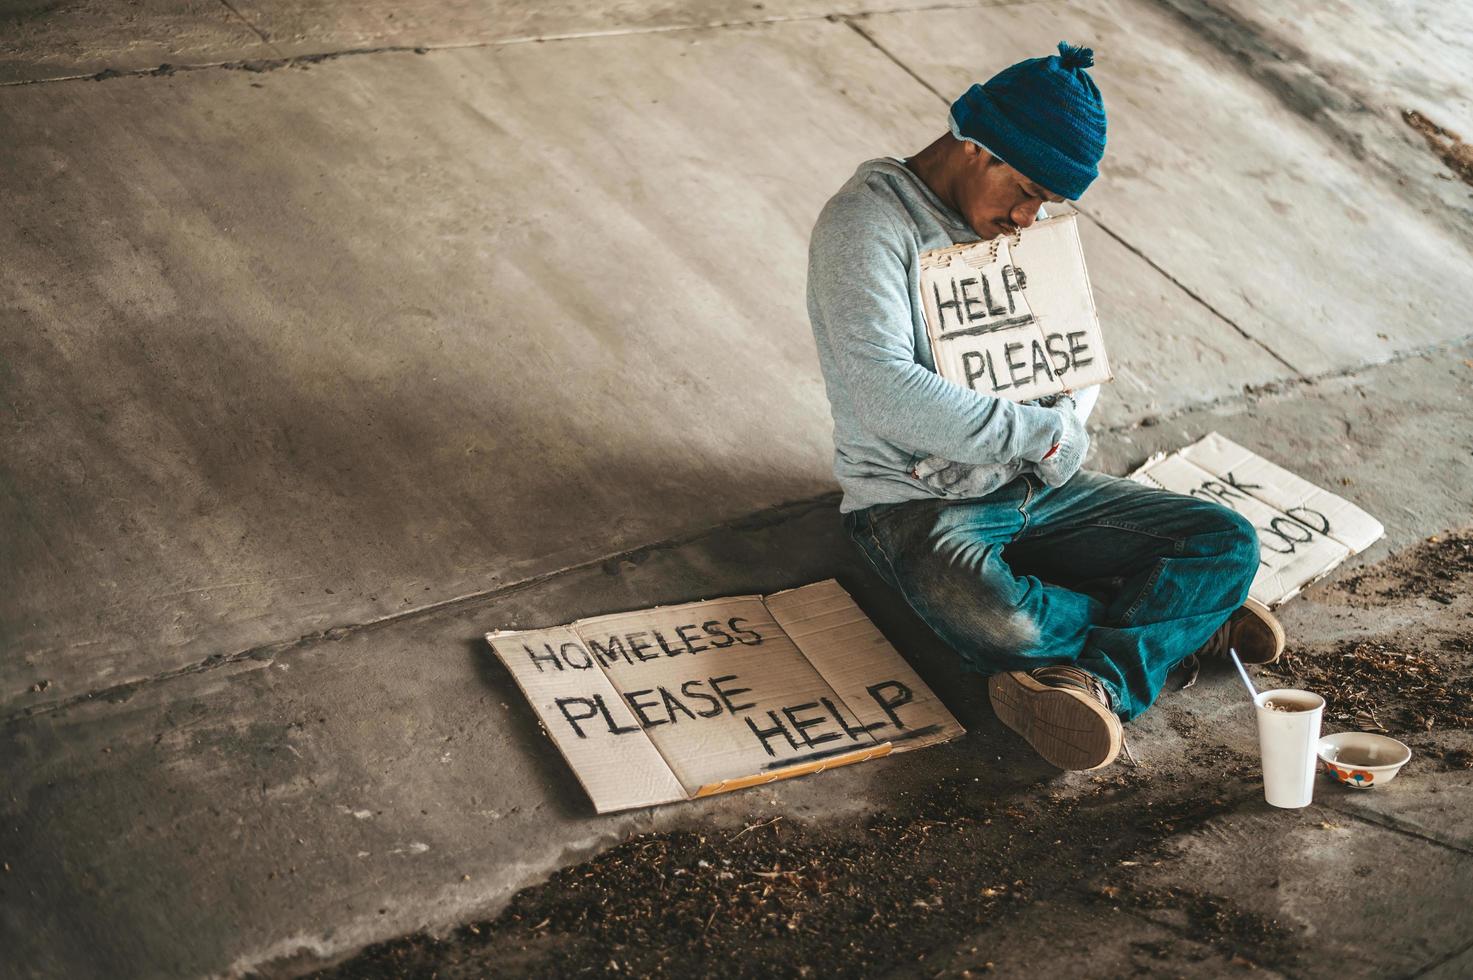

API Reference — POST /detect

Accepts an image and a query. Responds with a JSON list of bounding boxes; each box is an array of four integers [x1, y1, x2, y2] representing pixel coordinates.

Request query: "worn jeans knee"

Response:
[[1192, 502, 1260, 605], [846, 499, 1061, 675], [845, 476, 1263, 722]]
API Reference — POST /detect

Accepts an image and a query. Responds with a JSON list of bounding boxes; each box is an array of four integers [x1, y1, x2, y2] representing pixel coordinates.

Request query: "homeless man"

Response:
[[805, 43, 1284, 771]]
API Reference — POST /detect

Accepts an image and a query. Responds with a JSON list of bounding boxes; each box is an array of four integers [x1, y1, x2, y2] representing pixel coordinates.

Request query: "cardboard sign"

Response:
[[920, 213, 1111, 402], [487, 580, 964, 813], [1131, 433, 1384, 606]]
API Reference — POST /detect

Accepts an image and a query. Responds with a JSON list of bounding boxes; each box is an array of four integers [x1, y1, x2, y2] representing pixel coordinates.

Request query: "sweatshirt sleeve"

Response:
[[807, 192, 1063, 466]]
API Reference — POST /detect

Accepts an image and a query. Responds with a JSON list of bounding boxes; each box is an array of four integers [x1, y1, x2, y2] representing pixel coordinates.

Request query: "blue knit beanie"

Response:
[[949, 42, 1106, 200]]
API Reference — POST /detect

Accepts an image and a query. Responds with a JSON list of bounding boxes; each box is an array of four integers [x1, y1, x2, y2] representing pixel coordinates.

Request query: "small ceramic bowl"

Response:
[[1318, 732, 1412, 789]]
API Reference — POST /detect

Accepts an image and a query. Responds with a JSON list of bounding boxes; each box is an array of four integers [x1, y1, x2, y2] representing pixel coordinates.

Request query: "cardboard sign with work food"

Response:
[[487, 580, 964, 813], [920, 212, 1111, 402], [1132, 433, 1385, 606]]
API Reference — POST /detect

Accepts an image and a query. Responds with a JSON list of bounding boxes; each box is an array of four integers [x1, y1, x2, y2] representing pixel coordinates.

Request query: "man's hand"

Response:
[[1027, 389, 1075, 409], [1035, 395, 1089, 487], [912, 454, 1010, 498]]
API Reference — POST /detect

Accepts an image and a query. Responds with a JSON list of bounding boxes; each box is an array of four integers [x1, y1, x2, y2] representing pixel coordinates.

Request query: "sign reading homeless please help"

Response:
[[920, 213, 1111, 402], [487, 581, 963, 813]]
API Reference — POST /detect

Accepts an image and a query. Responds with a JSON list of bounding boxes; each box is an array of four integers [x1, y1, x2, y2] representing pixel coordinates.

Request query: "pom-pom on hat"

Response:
[[949, 41, 1107, 200]]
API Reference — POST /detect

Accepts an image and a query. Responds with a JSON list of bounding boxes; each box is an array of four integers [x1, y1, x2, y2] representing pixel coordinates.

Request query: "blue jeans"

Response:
[[844, 471, 1260, 720]]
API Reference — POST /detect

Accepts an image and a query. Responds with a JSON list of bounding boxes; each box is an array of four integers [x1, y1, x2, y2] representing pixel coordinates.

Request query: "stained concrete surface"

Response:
[[224, 0, 984, 66], [3, 20, 937, 709], [0, 0, 265, 83], [1126, 806, 1473, 977], [0, 0, 997, 83], [1324, 769, 1473, 853], [858, 0, 1473, 376], [3, 0, 1472, 977], [1, 15, 1298, 716], [1191, 0, 1473, 137], [5, 345, 1471, 978], [1424, 945, 1473, 980], [1156, 0, 1473, 243], [925, 900, 1290, 979]]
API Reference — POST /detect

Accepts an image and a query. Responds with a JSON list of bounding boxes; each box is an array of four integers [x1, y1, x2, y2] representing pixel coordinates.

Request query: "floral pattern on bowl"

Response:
[[1317, 732, 1411, 790], [1324, 763, 1374, 786]]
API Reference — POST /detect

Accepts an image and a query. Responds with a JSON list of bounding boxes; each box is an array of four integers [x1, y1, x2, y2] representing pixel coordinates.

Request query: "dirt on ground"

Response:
[[306, 778, 1278, 980], [306, 531, 1473, 979], [1277, 530, 1473, 762], [1404, 109, 1473, 187], [1263, 639, 1473, 735], [1333, 529, 1473, 606]]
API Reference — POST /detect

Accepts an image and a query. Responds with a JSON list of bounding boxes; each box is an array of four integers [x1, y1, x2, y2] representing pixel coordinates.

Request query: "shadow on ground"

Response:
[[304, 533, 1473, 980]]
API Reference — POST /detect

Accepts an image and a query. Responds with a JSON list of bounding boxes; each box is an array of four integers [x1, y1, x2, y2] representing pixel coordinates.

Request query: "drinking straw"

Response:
[[1229, 647, 1258, 700]]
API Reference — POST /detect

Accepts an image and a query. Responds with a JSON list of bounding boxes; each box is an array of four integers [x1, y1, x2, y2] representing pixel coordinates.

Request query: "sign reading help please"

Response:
[[920, 213, 1111, 403]]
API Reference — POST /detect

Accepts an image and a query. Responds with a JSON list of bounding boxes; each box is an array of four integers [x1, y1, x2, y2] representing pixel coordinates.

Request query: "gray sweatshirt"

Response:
[[806, 158, 1068, 513]]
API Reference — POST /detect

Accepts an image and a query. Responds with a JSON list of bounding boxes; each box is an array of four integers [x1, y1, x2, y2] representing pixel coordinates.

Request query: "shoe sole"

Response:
[[987, 671, 1122, 771], [1235, 597, 1286, 665]]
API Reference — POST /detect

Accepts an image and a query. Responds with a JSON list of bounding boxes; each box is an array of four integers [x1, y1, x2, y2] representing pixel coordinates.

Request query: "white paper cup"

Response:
[[1254, 688, 1325, 808]]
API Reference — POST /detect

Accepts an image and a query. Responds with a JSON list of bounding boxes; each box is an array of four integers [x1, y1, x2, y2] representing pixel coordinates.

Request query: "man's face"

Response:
[[955, 144, 1067, 240]]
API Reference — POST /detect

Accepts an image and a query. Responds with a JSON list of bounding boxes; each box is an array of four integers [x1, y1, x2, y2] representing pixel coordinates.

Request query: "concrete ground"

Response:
[[2, 0, 1471, 977]]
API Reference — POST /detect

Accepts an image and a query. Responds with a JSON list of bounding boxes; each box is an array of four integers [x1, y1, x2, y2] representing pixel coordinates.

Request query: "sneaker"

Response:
[[1196, 597, 1285, 666], [987, 665, 1122, 771]]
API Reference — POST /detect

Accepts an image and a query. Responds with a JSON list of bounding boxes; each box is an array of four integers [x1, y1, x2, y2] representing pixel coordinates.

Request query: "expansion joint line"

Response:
[[1403, 935, 1473, 980], [1321, 802, 1473, 857], [1077, 212, 1305, 377], [9, 330, 1471, 727], [3, 494, 841, 726], [842, 18, 948, 103], [0, 0, 1075, 88], [215, 0, 275, 47]]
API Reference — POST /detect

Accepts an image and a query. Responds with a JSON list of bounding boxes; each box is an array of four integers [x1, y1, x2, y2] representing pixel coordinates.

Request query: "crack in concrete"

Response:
[[0, 0, 1401, 389], [12, 45, 441, 86], [0, 0, 1051, 88], [1405, 935, 1473, 980], [1084, 797, 1473, 978], [1321, 801, 1473, 858], [214, 0, 277, 49], [2, 493, 840, 726], [1147, 0, 1473, 251], [1076, 211, 1307, 377], [843, 16, 948, 102], [842, 13, 1311, 379], [9, 331, 1470, 729]]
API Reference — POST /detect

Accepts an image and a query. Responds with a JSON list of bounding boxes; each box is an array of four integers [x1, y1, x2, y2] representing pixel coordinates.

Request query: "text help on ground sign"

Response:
[[487, 580, 963, 813]]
